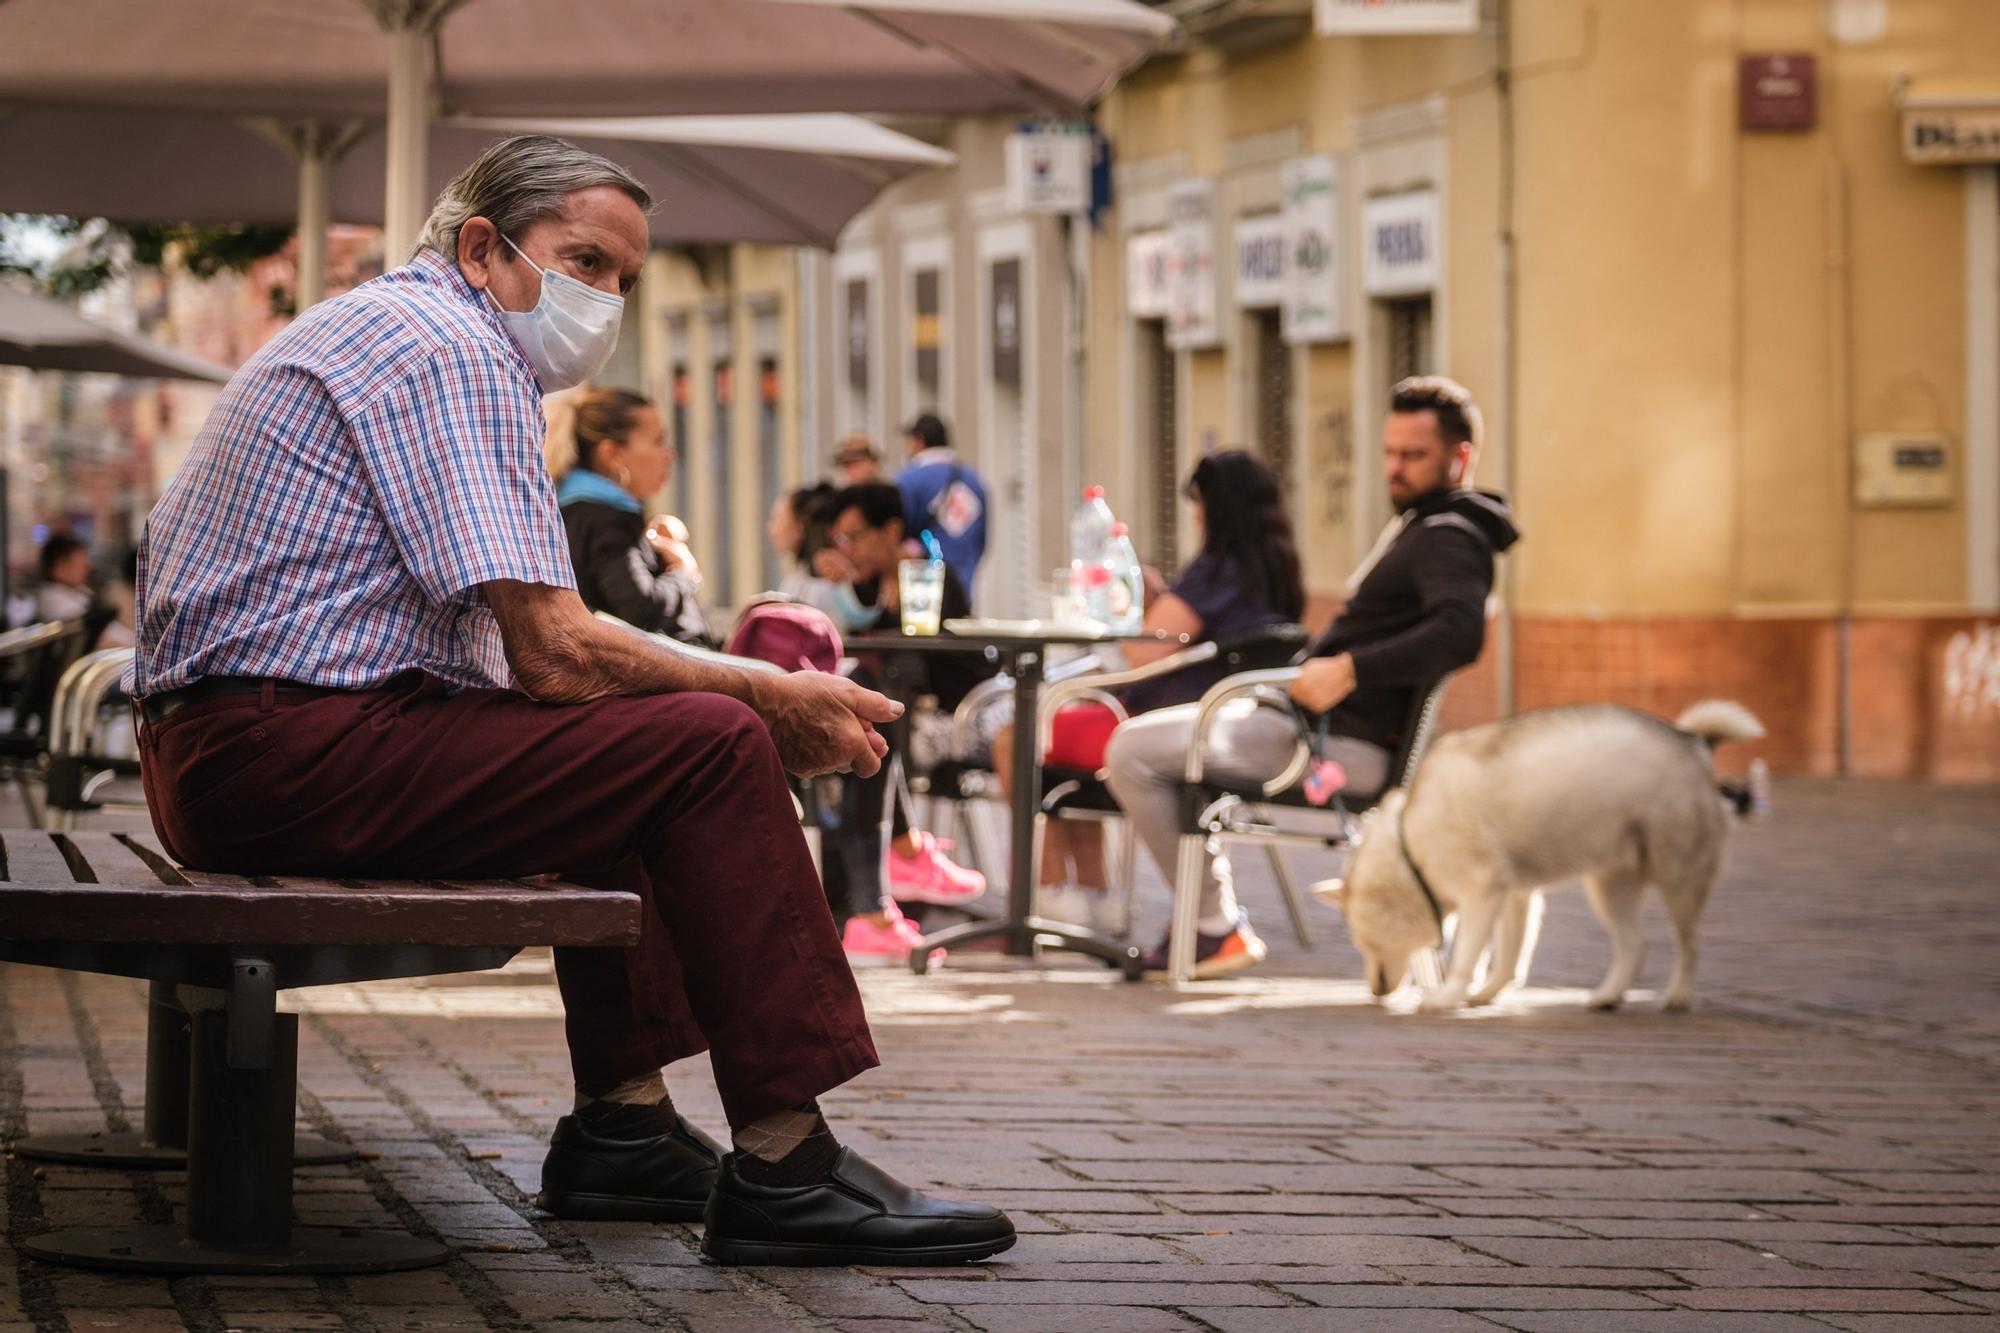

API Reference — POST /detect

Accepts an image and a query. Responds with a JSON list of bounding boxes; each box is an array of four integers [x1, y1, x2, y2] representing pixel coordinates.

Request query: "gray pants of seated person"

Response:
[[1103, 701, 1391, 927]]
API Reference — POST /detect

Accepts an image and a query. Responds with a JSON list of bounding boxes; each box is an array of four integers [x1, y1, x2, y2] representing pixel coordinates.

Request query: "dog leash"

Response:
[[1395, 799, 1447, 932]]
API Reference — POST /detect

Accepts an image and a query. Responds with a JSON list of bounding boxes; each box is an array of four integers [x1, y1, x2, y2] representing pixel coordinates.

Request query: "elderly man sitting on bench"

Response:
[[127, 134, 1013, 1268]]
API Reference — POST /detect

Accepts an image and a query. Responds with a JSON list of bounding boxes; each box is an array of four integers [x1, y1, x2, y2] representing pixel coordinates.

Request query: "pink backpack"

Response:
[[726, 598, 843, 675]]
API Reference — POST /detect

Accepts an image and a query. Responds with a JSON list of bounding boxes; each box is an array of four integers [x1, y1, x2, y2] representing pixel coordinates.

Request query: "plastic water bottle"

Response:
[[1747, 758, 1771, 819], [1101, 522, 1144, 634], [1068, 486, 1117, 625]]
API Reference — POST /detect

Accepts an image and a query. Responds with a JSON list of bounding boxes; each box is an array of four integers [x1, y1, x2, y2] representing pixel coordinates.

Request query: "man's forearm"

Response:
[[491, 581, 768, 709]]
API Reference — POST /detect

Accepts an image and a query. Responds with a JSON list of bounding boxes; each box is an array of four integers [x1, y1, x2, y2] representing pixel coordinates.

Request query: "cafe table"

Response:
[[847, 621, 1182, 979]]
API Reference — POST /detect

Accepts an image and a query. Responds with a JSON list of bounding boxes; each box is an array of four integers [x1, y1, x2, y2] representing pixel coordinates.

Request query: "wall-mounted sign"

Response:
[[1903, 101, 2000, 164], [1126, 230, 1173, 320], [1362, 189, 1439, 297], [844, 278, 870, 391], [990, 258, 1023, 387], [1167, 178, 1221, 350], [1855, 433, 1954, 507], [1005, 123, 1092, 215], [1281, 154, 1342, 343], [1316, 0, 1478, 36], [1234, 213, 1288, 310], [1740, 54, 1816, 131]]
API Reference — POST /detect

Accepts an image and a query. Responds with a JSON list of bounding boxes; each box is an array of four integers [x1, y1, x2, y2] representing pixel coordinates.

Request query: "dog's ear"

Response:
[[1312, 878, 1346, 907]]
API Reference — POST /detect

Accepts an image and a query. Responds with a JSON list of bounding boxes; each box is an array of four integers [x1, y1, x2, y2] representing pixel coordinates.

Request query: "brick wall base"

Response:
[[1452, 615, 2000, 781], [1299, 601, 1999, 779]]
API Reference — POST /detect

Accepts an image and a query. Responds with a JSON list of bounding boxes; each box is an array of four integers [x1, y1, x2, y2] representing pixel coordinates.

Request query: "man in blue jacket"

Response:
[[895, 414, 987, 597]]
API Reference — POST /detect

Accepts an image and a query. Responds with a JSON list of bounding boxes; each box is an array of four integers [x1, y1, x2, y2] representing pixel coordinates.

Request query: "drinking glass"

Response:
[[899, 559, 945, 636]]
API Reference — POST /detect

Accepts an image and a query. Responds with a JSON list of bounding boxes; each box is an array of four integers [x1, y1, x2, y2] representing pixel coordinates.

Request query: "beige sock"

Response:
[[573, 1070, 669, 1112], [732, 1106, 823, 1163]]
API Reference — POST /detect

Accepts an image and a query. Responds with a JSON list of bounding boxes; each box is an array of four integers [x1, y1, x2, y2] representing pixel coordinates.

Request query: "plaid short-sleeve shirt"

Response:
[[130, 249, 577, 697]]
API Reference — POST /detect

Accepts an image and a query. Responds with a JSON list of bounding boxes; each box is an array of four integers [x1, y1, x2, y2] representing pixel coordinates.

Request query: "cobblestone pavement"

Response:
[[4, 779, 1998, 1331]]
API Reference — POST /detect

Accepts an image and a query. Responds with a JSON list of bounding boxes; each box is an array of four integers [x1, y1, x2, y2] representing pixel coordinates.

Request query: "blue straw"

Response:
[[921, 530, 944, 565]]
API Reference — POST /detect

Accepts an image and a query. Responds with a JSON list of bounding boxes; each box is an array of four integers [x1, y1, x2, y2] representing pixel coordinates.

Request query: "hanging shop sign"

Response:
[[1362, 189, 1439, 298], [1316, 0, 1478, 36], [1902, 99, 2000, 164], [1233, 213, 1288, 310], [1281, 153, 1342, 343], [1126, 230, 1173, 320], [1167, 178, 1221, 349], [1005, 122, 1093, 215]]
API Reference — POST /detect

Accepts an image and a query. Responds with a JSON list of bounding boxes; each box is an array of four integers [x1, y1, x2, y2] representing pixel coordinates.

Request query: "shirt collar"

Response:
[[911, 447, 958, 466], [406, 247, 541, 393]]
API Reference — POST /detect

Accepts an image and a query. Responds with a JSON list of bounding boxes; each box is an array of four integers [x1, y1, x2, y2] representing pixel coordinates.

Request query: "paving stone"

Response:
[[1649, 1288, 1988, 1312], [1478, 1316, 1836, 1332], [1198, 1312, 1501, 1332], [1281, 1284, 1668, 1309], [894, 1279, 1285, 1306], [960, 1310, 1204, 1333], [1466, 1238, 1771, 1268]]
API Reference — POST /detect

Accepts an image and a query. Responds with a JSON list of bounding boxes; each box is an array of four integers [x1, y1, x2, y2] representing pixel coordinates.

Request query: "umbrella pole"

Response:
[[383, 21, 429, 265], [297, 146, 330, 310]]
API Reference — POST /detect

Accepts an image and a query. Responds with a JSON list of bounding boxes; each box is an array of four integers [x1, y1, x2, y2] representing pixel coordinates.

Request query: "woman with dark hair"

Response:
[[555, 388, 716, 647], [765, 483, 850, 624], [996, 450, 1306, 932]]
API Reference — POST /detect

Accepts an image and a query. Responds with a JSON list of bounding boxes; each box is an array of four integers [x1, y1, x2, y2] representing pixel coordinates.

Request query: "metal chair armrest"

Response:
[[1184, 666, 1309, 795], [594, 611, 783, 675], [1033, 641, 1218, 753]]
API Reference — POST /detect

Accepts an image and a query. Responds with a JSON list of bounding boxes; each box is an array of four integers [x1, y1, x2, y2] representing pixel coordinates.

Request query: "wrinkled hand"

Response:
[[749, 671, 902, 778], [1290, 654, 1358, 713]]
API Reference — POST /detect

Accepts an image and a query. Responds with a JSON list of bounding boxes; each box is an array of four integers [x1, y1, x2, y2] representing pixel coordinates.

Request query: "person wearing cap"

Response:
[[831, 432, 883, 486], [895, 414, 987, 598]]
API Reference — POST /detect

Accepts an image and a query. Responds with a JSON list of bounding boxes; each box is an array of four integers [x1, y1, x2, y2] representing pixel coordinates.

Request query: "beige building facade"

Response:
[[1083, 0, 2000, 780]]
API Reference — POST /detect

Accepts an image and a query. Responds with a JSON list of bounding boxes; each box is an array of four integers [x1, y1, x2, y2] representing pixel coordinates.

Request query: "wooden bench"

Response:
[[0, 829, 640, 1276]]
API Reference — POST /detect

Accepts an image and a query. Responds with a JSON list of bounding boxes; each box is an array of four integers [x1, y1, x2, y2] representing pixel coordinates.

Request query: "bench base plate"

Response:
[[22, 1225, 449, 1275], [12, 1130, 356, 1169]]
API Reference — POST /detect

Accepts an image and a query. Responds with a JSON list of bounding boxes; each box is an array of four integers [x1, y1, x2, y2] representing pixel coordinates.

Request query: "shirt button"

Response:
[[251, 726, 268, 741]]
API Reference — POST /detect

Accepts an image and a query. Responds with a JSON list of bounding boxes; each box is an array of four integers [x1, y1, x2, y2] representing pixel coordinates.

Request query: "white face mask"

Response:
[[487, 234, 624, 392]]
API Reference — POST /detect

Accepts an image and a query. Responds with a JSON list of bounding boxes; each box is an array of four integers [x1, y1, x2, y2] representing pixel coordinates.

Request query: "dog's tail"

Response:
[[1675, 699, 1766, 751]]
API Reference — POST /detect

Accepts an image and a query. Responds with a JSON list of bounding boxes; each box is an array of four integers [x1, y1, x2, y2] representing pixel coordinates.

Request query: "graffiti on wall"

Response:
[[1942, 623, 2000, 721], [1312, 407, 1352, 529]]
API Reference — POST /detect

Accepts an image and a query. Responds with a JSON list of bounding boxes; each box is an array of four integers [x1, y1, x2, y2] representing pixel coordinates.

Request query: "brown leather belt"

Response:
[[138, 677, 338, 726]]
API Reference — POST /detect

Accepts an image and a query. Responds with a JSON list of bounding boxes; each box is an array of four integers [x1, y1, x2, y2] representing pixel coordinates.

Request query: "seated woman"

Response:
[[766, 483, 852, 626], [555, 388, 715, 647], [993, 450, 1305, 940]]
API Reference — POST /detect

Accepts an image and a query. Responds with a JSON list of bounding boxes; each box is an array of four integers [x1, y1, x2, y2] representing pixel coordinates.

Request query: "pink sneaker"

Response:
[[888, 831, 987, 906], [841, 902, 945, 968]]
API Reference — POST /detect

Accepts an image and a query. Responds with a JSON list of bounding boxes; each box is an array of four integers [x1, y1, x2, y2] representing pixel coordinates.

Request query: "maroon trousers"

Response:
[[137, 671, 878, 1127]]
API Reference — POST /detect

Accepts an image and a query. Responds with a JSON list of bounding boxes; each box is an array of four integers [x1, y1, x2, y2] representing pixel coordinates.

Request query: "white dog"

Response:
[[1314, 701, 1763, 1013]]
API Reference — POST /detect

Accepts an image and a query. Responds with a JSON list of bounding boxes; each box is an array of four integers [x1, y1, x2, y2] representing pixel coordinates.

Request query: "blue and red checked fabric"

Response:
[[131, 249, 576, 697]]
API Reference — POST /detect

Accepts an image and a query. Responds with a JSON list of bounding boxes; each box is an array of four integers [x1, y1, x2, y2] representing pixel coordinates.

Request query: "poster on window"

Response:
[[990, 258, 1023, 387], [1233, 213, 1288, 310], [1362, 189, 1439, 297], [1282, 154, 1342, 343], [1126, 230, 1173, 320], [1167, 178, 1220, 350], [913, 268, 942, 401]]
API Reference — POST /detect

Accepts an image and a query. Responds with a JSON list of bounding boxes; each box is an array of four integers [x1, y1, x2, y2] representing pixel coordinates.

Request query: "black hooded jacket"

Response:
[[1309, 487, 1520, 751]]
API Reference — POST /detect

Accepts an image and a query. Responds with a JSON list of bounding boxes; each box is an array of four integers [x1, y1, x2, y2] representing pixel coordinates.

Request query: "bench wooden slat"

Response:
[[0, 881, 640, 948], [63, 832, 171, 886], [120, 836, 258, 889], [2, 830, 79, 884]]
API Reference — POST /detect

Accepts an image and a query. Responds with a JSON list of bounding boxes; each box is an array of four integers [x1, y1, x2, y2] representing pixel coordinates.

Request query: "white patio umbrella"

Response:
[[0, 105, 957, 300], [0, 0, 1178, 256], [0, 284, 231, 382]]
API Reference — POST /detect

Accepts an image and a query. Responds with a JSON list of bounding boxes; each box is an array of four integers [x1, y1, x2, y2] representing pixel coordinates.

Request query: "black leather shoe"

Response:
[[701, 1147, 1015, 1266], [538, 1113, 723, 1222]]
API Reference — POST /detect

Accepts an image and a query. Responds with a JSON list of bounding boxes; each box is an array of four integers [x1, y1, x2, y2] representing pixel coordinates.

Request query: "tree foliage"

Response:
[[0, 214, 294, 298]]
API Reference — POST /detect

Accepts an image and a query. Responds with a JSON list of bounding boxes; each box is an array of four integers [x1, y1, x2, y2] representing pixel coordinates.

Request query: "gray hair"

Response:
[[416, 134, 652, 260]]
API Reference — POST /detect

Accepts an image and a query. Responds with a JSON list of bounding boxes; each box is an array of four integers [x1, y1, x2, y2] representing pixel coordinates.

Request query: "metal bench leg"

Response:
[[1265, 845, 1318, 949], [23, 962, 446, 1275], [13, 981, 354, 1169]]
